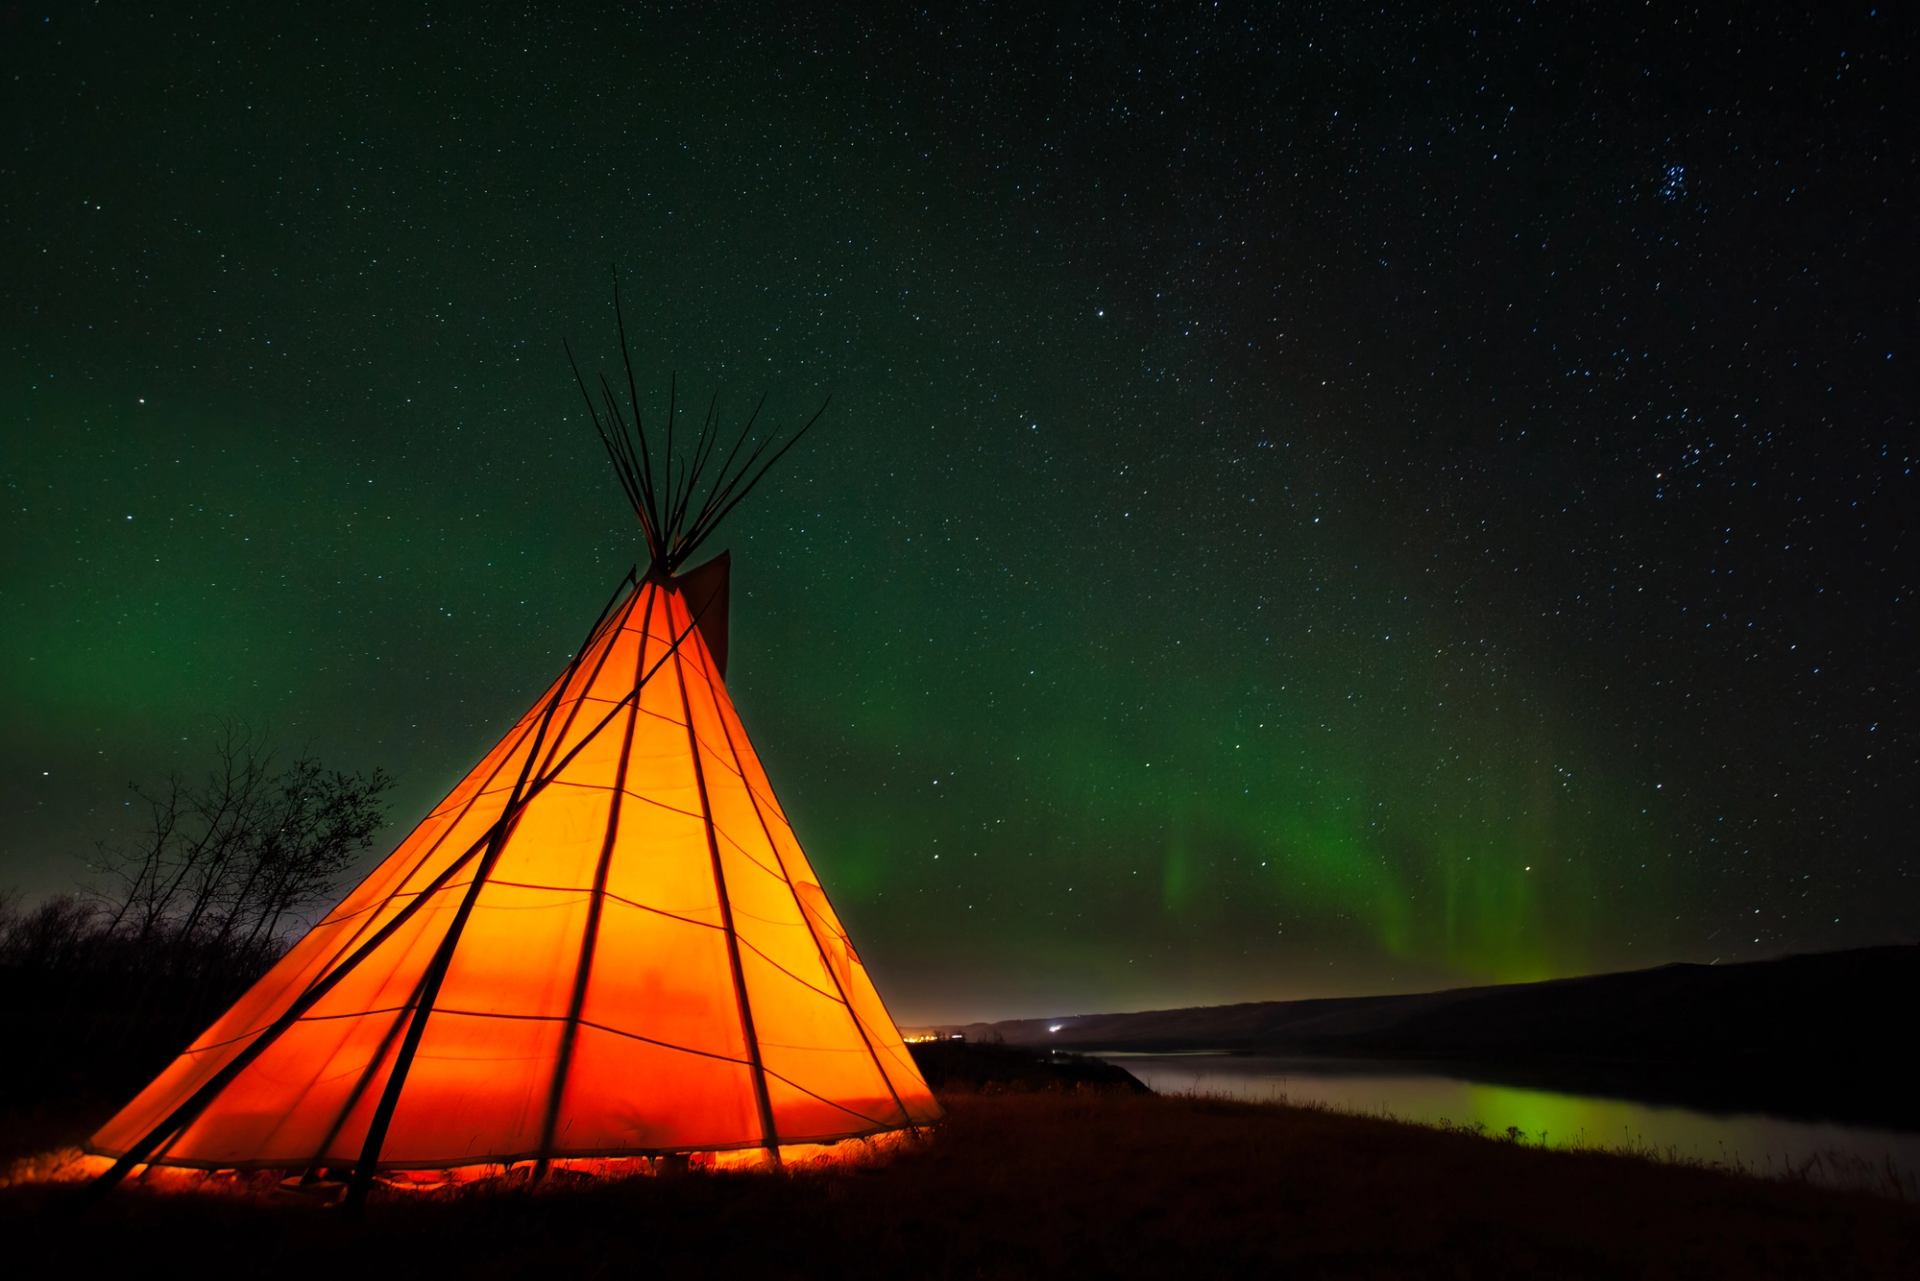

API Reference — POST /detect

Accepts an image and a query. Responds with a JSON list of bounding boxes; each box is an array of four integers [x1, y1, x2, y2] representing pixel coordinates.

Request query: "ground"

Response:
[[3, 1084, 1915, 1279]]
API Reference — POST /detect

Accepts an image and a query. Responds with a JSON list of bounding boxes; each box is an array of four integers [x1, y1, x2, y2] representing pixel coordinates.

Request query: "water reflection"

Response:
[[1097, 1054, 1919, 1197]]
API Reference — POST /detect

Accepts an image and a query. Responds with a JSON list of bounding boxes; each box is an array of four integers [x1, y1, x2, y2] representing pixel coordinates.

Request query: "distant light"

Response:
[[1048, 1024, 1064, 1034]]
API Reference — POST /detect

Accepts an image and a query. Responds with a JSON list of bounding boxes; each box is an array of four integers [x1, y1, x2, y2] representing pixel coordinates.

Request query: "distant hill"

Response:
[[928, 944, 1920, 1128]]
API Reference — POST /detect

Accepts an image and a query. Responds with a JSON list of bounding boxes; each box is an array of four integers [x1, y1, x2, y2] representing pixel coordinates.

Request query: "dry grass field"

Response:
[[4, 1081, 1915, 1280]]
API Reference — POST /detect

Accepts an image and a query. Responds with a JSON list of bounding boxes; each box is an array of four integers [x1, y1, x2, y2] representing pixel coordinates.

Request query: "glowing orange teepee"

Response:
[[88, 290, 939, 1198]]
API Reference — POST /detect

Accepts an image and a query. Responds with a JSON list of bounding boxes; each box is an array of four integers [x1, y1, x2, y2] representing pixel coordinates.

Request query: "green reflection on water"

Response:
[[1458, 1082, 1639, 1149]]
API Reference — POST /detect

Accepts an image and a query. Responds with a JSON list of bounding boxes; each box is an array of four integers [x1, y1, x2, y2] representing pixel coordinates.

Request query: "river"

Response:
[[1095, 1053, 1919, 1197]]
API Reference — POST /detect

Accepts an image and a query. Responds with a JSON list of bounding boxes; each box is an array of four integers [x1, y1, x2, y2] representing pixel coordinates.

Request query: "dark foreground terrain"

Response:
[[4, 1071, 1914, 1279]]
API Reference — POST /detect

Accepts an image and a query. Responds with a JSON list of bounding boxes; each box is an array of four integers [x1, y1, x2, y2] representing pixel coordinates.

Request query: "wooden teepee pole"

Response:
[[531, 579, 660, 1179], [87, 570, 636, 1200], [341, 580, 646, 1207], [672, 635, 781, 1164], [696, 659, 918, 1131]]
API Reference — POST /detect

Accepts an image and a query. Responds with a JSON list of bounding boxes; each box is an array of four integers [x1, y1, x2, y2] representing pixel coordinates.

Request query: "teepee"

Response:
[[88, 292, 940, 1198]]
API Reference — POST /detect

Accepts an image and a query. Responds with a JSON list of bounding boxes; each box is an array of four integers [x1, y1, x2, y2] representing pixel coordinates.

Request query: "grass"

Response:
[[4, 1085, 1915, 1279]]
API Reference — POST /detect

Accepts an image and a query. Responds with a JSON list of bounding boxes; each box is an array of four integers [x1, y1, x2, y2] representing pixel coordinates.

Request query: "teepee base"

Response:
[[63, 1127, 927, 1197]]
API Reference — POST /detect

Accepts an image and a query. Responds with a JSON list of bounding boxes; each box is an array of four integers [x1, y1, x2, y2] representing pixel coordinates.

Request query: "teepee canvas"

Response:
[[88, 296, 939, 1196]]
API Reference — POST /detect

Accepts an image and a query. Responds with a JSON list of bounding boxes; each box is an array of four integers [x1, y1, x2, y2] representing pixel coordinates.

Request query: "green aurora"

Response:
[[3, 6, 1909, 1023], [0, 363, 1763, 1019]]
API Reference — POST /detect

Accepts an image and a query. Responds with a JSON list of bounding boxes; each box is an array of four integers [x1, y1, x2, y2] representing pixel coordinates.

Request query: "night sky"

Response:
[[4, 5, 1912, 1024]]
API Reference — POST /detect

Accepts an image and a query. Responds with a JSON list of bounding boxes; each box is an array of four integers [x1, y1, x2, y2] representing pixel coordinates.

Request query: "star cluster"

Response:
[[2, 4, 1911, 1022]]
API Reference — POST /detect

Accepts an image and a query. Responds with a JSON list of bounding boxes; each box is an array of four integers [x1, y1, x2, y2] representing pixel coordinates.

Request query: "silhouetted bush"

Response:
[[0, 731, 390, 1105]]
